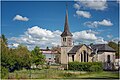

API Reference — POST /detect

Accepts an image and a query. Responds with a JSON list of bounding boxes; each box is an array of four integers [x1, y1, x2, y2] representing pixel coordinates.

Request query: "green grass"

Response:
[[7, 69, 119, 79]]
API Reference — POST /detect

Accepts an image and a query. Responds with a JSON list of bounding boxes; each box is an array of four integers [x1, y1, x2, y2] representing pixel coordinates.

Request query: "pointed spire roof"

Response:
[[61, 4, 72, 37]]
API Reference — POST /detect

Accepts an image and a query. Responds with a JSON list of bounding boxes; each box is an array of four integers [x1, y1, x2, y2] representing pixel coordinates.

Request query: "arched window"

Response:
[[81, 53, 83, 62], [84, 51, 86, 62], [87, 53, 88, 62], [72, 55, 74, 62], [107, 55, 110, 63]]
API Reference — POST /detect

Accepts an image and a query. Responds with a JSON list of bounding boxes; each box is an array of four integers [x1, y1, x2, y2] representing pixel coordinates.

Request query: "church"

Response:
[[60, 6, 116, 70]]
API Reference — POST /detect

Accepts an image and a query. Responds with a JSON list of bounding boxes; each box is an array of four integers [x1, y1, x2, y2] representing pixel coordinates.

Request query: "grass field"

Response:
[[7, 69, 119, 79]]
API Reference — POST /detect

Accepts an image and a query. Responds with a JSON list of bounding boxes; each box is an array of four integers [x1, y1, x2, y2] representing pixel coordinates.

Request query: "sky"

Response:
[[1, 0, 119, 50]]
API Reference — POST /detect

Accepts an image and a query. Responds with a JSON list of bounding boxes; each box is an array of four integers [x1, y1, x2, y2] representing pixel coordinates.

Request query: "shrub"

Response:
[[60, 72, 76, 78], [1, 66, 9, 79], [89, 65, 103, 72], [68, 62, 103, 72]]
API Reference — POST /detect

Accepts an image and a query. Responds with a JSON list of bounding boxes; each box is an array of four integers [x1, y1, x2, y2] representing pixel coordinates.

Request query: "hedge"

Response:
[[68, 62, 103, 72]]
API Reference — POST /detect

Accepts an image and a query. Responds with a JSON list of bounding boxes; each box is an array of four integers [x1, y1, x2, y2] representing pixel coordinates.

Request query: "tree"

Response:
[[108, 41, 119, 56], [31, 46, 45, 67], [1, 34, 7, 45], [14, 45, 31, 70], [1, 35, 16, 72]]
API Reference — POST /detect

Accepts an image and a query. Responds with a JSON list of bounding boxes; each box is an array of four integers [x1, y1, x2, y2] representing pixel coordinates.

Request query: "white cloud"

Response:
[[95, 37, 107, 44], [9, 26, 108, 50], [107, 35, 113, 38], [73, 3, 80, 10], [73, 30, 97, 40], [13, 15, 29, 21], [76, 10, 91, 18], [98, 19, 113, 26], [9, 26, 62, 50], [84, 19, 113, 28], [86, 29, 99, 34], [8, 43, 19, 48], [12, 43, 19, 47], [76, 0, 107, 10]]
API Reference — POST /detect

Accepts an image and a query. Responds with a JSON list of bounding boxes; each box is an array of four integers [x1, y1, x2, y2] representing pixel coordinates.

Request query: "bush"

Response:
[[1, 66, 9, 79], [68, 62, 103, 72], [60, 72, 76, 78], [89, 65, 103, 72]]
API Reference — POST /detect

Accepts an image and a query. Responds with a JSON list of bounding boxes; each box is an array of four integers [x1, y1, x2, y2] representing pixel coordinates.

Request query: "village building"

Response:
[[40, 49, 60, 64], [60, 6, 116, 70]]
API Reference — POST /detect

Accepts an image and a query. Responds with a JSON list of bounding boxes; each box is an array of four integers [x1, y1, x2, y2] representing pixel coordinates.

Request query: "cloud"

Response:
[[73, 30, 107, 45], [8, 43, 19, 48], [84, 19, 113, 28], [95, 37, 107, 44], [111, 37, 120, 44], [98, 19, 113, 26], [107, 35, 113, 38], [76, 0, 107, 10], [9, 26, 62, 50], [9, 26, 108, 50], [73, 30, 97, 40], [73, 3, 80, 10], [76, 10, 91, 18], [13, 15, 29, 21], [86, 29, 99, 34]]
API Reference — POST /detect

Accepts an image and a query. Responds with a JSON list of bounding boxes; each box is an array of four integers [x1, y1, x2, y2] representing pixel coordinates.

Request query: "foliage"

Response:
[[89, 65, 102, 72], [1, 37, 16, 72], [108, 41, 119, 56], [1, 34, 31, 74], [14, 45, 31, 70], [60, 72, 77, 78], [1, 66, 9, 79], [68, 62, 103, 72], [8, 69, 119, 79], [1, 34, 8, 45], [31, 46, 45, 66]]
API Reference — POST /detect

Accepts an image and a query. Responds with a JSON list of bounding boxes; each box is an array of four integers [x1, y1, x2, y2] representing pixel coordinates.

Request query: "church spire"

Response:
[[61, 4, 72, 37]]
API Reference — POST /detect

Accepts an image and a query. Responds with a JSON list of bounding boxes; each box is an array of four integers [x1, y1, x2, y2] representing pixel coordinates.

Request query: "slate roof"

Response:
[[68, 44, 92, 54], [90, 44, 116, 52], [68, 45, 83, 54], [61, 7, 72, 37]]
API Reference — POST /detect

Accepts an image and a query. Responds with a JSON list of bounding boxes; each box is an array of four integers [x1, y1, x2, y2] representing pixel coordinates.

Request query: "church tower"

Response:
[[60, 5, 73, 69], [61, 5, 73, 47]]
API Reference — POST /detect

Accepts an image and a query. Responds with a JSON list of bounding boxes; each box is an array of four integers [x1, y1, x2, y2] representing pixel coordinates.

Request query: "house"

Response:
[[114, 56, 120, 70], [91, 44, 116, 70], [40, 49, 60, 64], [60, 6, 116, 70]]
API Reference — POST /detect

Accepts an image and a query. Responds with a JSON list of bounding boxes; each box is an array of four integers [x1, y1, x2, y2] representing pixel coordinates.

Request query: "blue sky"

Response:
[[1, 1, 119, 50]]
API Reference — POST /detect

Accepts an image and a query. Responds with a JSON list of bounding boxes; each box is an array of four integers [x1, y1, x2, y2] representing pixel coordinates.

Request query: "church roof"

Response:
[[90, 44, 116, 52], [68, 44, 92, 54], [61, 6, 72, 37], [68, 45, 83, 54]]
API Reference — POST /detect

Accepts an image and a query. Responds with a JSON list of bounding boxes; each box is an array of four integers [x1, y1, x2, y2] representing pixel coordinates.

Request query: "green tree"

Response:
[[1, 34, 7, 45], [31, 46, 45, 67], [108, 41, 119, 56], [1, 35, 16, 72], [14, 45, 31, 70]]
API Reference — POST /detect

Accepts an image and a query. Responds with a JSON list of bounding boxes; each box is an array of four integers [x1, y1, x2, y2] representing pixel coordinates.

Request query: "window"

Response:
[[63, 38, 66, 42], [84, 51, 86, 62], [87, 53, 88, 62], [107, 55, 110, 63], [81, 53, 83, 62], [72, 55, 74, 61]]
